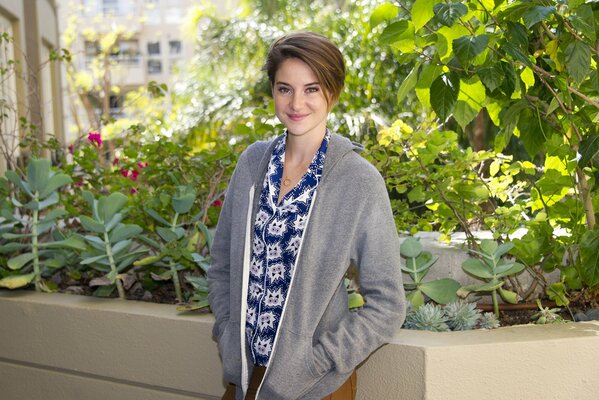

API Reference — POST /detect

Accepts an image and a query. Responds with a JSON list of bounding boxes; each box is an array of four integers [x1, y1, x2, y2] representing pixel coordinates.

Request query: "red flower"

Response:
[[68, 144, 74, 154], [130, 188, 139, 194], [74, 178, 84, 187], [112, 157, 120, 166], [129, 169, 140, 181], [212, 199, 223, 207], [121, 169, 130, 178], [88, 132, 102, 148], [137, 162, 148, 169]]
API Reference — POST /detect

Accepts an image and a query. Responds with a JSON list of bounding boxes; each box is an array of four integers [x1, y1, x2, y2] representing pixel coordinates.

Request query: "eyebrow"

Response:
[[275, 81, 320, 87]]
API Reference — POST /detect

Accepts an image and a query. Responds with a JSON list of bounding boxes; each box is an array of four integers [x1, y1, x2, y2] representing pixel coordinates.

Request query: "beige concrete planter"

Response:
[[1, 291, 598, 400]]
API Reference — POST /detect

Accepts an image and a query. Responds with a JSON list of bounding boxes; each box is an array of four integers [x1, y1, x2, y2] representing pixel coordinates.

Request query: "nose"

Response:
[[290, 92, 304, 110]]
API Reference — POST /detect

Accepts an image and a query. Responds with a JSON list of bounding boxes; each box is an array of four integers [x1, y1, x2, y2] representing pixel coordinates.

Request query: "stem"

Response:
[[104, 231, 125, 299], [492, 289, 499, 318], [576, 167, 596, 229], [32, 200, 40, 292], [170, 260, 183, 303]]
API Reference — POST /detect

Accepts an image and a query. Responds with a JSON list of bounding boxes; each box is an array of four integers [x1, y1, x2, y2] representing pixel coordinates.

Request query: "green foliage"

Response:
[[531, 299, 564, 324], [459, 240, 526, 317], [0, 159, 83, 291], [79, 191, 146, 299], [400, 236, 460, 308], [403, 300, 499, 331], [134, 185, 210, 303]]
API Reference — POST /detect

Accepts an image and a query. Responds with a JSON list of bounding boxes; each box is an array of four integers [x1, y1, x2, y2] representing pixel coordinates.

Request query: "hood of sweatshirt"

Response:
[[245, 133, 363, 188]]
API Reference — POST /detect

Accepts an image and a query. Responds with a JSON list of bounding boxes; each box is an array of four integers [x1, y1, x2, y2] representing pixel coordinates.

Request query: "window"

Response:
[[110, 40, 140, 64], [168, 40, 181, 55], [147, 59, 162, 74], [84, 41, 100, 58], [147, 41, 160, 55], [102, 0, 119, 15], [109, 94, 124, 117]]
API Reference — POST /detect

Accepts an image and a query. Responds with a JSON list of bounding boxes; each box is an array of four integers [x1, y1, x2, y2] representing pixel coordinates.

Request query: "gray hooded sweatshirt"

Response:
[[208, 133, 406, 399]]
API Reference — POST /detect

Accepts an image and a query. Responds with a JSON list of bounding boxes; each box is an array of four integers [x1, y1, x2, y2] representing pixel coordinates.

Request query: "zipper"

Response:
[[255, 191, 319, 399], [240, 185, 255, 395]]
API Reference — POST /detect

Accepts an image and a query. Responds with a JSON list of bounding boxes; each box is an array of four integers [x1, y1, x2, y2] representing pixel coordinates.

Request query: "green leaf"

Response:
[[430, 72, 459, 121], [2, 232, 33, 240], [546, 281, 569, 306], [39, 208, 68, 224], [109, 224, 142, 243], [499, 62, 517, 97], [105, 212, 124, 232], [498, 288, 518, 304], [7, 252, 35, 270], [145, 208, 170, 226], [496, 262, 526, 278], [38, 236, 87, 251], [27, 159, 50, 193], [134, 254, 165, 266], [569, 5, 595, 42], [453, 101, 478, 129], [517, 106, 548, 157], [411, 0, 434, 30], [380, 20, 409, 45], [197, 223, 214, 251], [579, 133, 599, 168], [521, 5, 555, 29], [348, 292, 365, 309], [453, 35, 489, 66], [5, 170, 32, 196], [0, 272, 35, 289], [156, 226, 180, 242], [370, 3, 399, 28], [480, 239, 498, 255], [98, 192, 128, 223], [24, 192, 59, 211], [81, 254, 108, 265], [433, 3, 467, 27], [397, 62, 421, 104], [565, 40, 591, 84], [39, 173, 72, 199], [172, 186, 196, 214], [580, 230, 599, 288], [80, 215, 106, 233], [462, 258, 493, 279], [502, 42, 532, 66], [400, 237, 423, 258], [493, 242, 514, 259], [419, 278, 460, 304], [0, 242, 30, 253], [478, 64, 504, 92], [406, 290, 425, 309], [111, 239, 132, 255]]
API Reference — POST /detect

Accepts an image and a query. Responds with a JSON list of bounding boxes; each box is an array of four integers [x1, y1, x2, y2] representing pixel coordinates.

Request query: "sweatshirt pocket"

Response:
[[261, 329, 328, 398], [217, 321, 242, 385]]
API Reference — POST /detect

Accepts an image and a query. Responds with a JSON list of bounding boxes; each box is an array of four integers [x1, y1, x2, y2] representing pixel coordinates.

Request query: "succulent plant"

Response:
[[444, 300, 480, 331], [404, 303, 450, 332], [478, 312, 500, 329], [531, 299, 564, 325]]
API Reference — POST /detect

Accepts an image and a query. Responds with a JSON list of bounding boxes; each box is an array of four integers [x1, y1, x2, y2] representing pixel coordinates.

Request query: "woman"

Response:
[[208, 31, 406, 400]]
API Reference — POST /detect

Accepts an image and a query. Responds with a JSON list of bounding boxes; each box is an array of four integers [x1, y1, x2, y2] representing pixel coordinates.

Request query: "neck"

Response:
[[285, 129, 326, 166]]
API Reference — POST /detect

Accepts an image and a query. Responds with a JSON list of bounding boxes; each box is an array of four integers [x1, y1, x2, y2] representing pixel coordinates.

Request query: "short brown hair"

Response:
[[264, 31, 345, 108]]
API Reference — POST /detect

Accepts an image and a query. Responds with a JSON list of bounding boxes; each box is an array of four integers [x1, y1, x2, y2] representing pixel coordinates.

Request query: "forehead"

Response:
[[274, 58, 319, 85]]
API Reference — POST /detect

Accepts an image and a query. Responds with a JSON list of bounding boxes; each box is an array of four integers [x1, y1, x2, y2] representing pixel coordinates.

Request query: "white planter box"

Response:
[[1, 292, 598, 400]]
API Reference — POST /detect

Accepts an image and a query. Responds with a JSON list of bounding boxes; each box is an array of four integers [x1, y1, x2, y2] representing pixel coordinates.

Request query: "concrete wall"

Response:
[[1, 292, 598, 400]]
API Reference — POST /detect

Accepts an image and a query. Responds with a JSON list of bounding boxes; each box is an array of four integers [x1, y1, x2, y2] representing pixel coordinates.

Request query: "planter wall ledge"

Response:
[[1, 292, 598, 400]]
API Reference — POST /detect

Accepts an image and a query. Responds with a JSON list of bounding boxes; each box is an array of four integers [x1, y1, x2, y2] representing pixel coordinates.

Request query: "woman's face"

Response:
[[272, 58, 329, 140]]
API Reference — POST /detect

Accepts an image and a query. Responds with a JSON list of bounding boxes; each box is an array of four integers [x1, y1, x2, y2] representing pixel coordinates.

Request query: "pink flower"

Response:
[[112, 157, 120, 166], [88, 132, 102, 148], [74, 178, 84, 187], [130, 188, 139, 194], [212, 199, 223, 207], [136, 162, 148, 169], [68, 144, 74, 154], [129, 169, 140, 181], [121, 169, 130, 178]]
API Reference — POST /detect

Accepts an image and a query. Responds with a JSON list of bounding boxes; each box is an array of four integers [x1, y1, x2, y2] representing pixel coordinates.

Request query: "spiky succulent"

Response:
[[478, 312, 500, 329], [403, 303, 450, 332], [444, 300, 481, 331]]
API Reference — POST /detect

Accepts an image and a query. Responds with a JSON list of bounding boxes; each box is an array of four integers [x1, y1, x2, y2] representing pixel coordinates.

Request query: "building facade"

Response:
[[56, 0, 207, 142], [0, 0, 65, 175]]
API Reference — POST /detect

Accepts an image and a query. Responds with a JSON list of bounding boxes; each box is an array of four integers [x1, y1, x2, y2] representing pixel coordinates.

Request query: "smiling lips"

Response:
[[288, 113, 308, 121]]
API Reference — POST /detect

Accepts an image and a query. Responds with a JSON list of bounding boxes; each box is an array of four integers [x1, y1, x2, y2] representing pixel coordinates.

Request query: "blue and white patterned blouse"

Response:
[[246, 130, 330, 366]]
